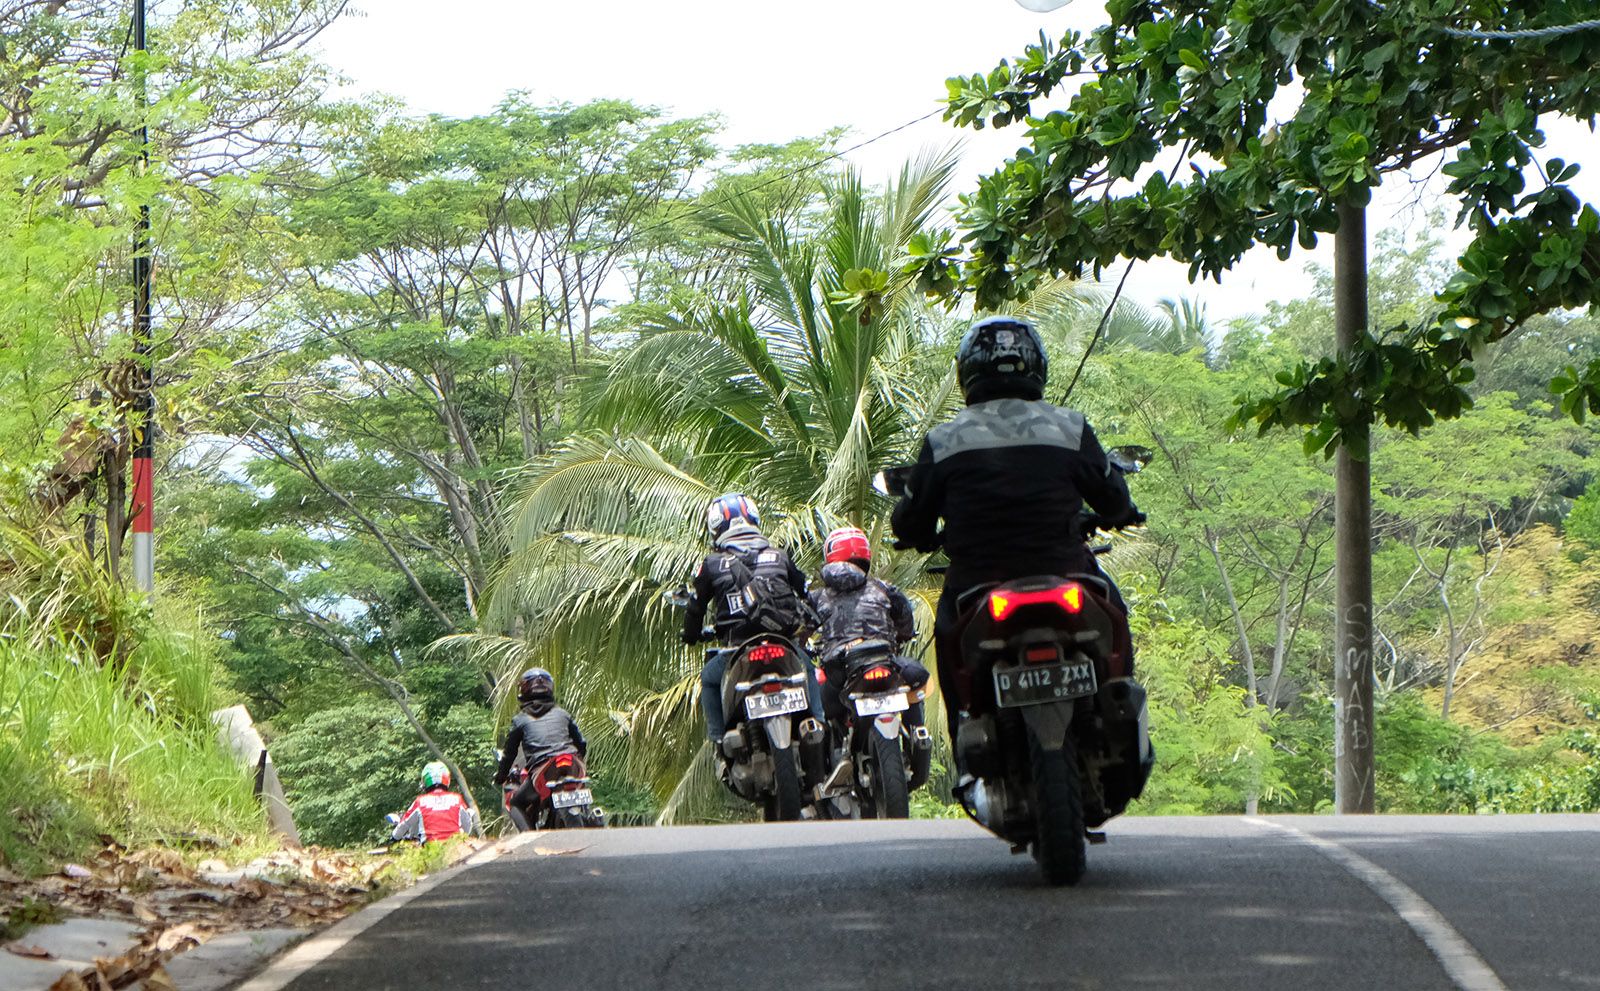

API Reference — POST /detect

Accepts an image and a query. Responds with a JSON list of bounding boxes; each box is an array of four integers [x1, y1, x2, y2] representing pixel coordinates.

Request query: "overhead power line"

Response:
[[1439, 16, 1600, 40]]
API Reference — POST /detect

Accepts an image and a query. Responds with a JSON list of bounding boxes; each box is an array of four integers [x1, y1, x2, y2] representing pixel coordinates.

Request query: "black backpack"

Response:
[[723, 547, 808, 637]]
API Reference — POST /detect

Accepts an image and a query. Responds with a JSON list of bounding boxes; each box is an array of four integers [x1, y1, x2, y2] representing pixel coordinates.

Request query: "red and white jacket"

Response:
[[392, 788, 476, 843]]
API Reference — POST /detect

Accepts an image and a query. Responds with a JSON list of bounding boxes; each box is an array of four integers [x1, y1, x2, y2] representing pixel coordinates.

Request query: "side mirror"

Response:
[[662, 585, 692, 609], [1107, 445, 1154, 474], [874, 466, 913, 498]]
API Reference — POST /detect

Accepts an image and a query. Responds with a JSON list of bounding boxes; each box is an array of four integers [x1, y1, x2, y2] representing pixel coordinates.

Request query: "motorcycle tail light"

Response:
[[989, 583, 1084, 622], [747, 643, 786, 662], [863, 665, 892, 681], [554, 754, 575, 768]]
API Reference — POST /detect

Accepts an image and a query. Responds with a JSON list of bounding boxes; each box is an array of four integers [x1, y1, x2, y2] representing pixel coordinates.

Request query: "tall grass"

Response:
[[0, 521, 264, 871]]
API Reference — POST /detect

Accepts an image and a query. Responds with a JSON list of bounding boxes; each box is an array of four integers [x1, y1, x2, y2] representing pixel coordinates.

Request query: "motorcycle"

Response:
[[814, 637, 933, 820], [499, 751, 607, 830], [664, 589, 826, 821], [878, 445, 1156, 885]]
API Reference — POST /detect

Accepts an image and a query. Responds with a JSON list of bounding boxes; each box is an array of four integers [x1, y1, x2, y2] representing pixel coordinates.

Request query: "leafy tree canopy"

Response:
[[917, 0, 1600, 456]]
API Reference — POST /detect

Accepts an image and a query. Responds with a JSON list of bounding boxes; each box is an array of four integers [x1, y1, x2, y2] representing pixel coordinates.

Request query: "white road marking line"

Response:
[[1244, 817, 1508, 991], [234, 831, 542, 991]]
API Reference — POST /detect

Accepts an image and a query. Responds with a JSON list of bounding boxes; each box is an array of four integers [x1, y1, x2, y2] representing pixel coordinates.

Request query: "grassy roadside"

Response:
[[0, 521, 269, 873]]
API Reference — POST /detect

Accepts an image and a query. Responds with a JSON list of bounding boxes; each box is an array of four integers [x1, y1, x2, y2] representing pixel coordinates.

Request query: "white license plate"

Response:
[[550, 788, 593, 809], [745, 687, 807, 719], [855, 691, 909, 717], [994, 659, 1097, 708]]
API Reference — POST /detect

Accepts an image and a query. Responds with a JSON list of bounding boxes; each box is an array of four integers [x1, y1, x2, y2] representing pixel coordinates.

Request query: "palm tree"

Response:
[[453, 151, 971, 820]]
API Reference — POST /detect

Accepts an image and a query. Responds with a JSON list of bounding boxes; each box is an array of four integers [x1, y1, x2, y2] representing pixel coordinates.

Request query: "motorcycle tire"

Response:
[[1028, 729, 1087, 887], [554, 807, 587, 830], [771, 745, 804, 821], [870, 732, 911, 819]]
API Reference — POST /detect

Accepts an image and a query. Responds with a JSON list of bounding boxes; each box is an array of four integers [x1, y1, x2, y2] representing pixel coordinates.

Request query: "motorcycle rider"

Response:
[[889, 316, 1143, 749], [682, 493, 824, 768], [493, 668, 587, 827], [808, 525, 930, 724], [390, 761, 477, 843]]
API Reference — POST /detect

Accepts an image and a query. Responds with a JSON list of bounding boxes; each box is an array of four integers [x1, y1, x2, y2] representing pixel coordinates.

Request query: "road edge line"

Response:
[[1242, 817, 1507, 991], [232, 832, 541, 991]]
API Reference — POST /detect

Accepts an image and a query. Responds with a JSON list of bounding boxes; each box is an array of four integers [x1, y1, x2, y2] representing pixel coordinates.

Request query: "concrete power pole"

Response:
[[131, 0, 154, 596], [1333, 198, 1374, 813]]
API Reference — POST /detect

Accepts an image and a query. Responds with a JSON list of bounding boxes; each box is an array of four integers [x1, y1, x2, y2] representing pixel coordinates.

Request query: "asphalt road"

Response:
[[273, 815, 1600, 991]]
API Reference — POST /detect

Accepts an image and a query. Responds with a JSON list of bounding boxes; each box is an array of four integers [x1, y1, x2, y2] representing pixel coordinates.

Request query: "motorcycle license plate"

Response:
[[993, 659, 1097, 708], [855, 691, 910, 717], [745, 687, 807, 719], [550, 788, 593, 809]]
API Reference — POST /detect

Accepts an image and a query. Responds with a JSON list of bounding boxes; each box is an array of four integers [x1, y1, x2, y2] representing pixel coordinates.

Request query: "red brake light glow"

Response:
[[554, 754, 574, 768], [989, 583, 1085, 622], [863, 666, 892, 681], [747, 643, 786, 662]]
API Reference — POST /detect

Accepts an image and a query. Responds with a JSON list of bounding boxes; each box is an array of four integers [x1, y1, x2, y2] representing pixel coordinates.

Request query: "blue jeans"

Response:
[[701, 648, 824, 740]]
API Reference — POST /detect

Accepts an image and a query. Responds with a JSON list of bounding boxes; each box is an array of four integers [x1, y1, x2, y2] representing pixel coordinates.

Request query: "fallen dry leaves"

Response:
[[3, 837, 487, 990]]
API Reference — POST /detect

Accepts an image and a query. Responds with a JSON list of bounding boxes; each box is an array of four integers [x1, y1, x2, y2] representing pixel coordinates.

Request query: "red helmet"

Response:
[[824, 526, 871, 566]]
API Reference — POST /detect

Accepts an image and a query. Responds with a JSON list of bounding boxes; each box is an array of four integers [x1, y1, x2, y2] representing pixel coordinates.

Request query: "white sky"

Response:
[[317, 0, 1598, 325]]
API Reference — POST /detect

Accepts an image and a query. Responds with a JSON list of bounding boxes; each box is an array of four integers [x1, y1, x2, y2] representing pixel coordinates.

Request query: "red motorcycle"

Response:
[[501, 752, 606, 830]]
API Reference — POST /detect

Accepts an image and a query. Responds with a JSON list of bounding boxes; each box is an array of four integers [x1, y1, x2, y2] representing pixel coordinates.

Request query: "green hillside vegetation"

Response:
[[0, 526, 265, 871], [2, 1, 1598, 861]]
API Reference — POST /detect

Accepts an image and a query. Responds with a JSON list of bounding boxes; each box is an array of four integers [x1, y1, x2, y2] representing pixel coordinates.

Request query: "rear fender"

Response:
[[871, 713, 903, 740], [1021, 701, 1074, 752], [764, 715, 794, 751]]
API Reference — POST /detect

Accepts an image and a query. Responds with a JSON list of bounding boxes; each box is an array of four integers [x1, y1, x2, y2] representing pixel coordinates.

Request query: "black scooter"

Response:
[[878, 445, 1156, 885]]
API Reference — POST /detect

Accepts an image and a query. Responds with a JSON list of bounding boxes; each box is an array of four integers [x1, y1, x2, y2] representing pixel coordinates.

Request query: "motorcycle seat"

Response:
[[826, 638, 895, 666]]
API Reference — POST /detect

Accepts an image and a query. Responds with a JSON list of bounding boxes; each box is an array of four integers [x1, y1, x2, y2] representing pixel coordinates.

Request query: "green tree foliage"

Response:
[[921, 1, 1600, 454]]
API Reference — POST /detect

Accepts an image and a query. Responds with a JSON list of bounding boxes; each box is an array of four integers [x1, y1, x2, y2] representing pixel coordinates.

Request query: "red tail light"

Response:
[[863, 666, 892, 681], [1024, 646, 1059, 663], [989, 583, 1084, 622], [762, 682, 783, 693], [553, 754, 575, 768], [747, 643, 786, 662]]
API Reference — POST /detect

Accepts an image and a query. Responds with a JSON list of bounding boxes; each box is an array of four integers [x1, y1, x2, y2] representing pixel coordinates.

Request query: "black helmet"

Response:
[[518, 667, 554, 700], [956, 316, 1048, 404]]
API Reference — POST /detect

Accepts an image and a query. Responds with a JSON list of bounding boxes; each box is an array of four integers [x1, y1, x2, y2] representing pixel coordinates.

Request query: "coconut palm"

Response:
[[446, 151, 968, 820], [462, 150, 1113, 821]]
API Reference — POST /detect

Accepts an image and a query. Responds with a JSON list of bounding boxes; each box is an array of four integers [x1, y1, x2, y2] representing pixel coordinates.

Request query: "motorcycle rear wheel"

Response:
[[1028, 729, 1087, 886], [870, 732, 911, 819], [770, 745, 804, 821], [554, 807, 587, 830]]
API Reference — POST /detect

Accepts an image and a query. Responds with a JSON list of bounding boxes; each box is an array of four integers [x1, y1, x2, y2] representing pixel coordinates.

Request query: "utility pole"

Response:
[[1333, 197, 1373, 813], [131, 0, 155, 596]]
